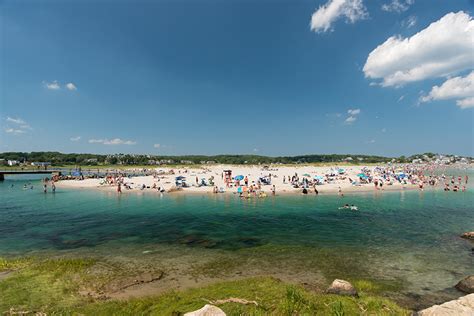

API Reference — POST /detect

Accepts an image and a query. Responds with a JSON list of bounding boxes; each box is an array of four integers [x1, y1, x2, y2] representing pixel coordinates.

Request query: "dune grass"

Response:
[[0, 256, 410, 315]]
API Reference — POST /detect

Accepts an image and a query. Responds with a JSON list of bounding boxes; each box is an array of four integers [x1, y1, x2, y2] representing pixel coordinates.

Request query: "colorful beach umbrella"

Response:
[[234, 175, 244, 181]]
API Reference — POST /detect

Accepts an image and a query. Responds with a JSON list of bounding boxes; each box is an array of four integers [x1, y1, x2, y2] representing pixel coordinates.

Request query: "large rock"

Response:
[[461, 232, 474, 240], [456, 276, 474, 294], [326, 279, 358, 297], [417, 293, 474, 315], [184, 304, 226, 316]]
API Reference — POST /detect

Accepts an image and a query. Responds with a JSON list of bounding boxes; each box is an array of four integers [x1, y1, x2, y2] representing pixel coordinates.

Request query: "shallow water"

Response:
[[1, 170, 473, 308]]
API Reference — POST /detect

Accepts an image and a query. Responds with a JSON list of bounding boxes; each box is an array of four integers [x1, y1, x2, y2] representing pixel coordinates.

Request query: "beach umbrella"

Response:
[[234, 175, 244, 181], [357, 173, 366, 178], [303, 173, 310, 177], [338, 168, 345, 174], [314, 175, 324, 180], [175, 176, 186, 180]]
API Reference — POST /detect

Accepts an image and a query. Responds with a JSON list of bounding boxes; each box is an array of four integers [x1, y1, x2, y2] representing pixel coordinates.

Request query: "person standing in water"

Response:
[[52, 182, 56, 193], [43, 183, 47, 193], [117, 182, 122, 194]]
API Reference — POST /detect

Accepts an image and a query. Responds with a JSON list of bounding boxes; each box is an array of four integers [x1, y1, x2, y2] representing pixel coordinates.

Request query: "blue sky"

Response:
[[1, 0, 473, 156]]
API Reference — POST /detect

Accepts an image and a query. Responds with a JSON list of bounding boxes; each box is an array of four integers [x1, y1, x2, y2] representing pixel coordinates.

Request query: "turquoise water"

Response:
[[1, 170, 473, 307]]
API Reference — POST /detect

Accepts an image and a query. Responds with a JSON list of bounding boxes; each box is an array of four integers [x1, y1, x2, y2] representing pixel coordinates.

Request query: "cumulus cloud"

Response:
[[4, 116, 31, 134], [420, 71, 474, 109], [70, 136, 81, 141], [153, 143, 161, 148], [43, 80, 61, 90], [381, 0, 414, 13], [310, 0, 368, 33], [89, 138, 136, 145], [66, 83, 77, 91], [347, 108, 361, 115], [456, 97, 474, 109], [363, 11, 474, 87], [344, 108, 361, 124], [345, 116, 357, 124]]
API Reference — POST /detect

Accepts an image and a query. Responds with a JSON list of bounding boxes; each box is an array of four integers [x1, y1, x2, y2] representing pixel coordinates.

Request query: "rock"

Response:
[[184, 304, 226, 316], [456, 276, 474, 294], [326, 279, 358, 297], [417, 293, 474, 315], [461, 232, 474, 240]]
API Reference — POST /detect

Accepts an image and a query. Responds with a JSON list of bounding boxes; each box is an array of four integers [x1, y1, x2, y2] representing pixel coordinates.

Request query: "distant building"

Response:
[[8, 160, 20, 166], [31, 162, 51, 167]]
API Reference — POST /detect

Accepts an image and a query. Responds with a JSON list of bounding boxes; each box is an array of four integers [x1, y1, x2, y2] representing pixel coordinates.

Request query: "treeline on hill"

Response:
[[0, 151, 409, 166]]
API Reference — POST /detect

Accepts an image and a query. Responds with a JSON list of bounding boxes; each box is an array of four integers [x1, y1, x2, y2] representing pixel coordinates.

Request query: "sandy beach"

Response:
[[57, 164, 433, 195]]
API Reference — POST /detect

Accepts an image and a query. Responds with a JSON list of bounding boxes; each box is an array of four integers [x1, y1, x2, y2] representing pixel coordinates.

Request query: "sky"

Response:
[[1, 0, 473, 157]]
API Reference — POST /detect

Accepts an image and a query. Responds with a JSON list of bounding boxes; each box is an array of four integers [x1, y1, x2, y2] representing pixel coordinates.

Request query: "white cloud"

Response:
[[153, 143, 161, 148], [70, 136, 81, 141], [456, 97, 474, 109], [345, 116, 357, 124], [4, 116, 31, 134], [381, 0, 414, 13], [420, 71, 474, 109], [89, 138, 136, 145], [366, 139, 376, 144], [344, 108, 361, 124], [7, 117, 26, 125], [347, 108, 360, 115], [88, 139, 104, 144], [363, 11, 474, 87], [5, 128, 26, 135], [381, 128, 387, 133], [310, 0, 368, 33], [43, 80, 61, 90], [66, 83, 77, 91], [402, 15, 417, 28]]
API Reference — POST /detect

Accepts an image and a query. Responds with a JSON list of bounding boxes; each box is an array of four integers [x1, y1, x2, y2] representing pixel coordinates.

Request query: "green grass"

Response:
[[0, 257, 410, 315]]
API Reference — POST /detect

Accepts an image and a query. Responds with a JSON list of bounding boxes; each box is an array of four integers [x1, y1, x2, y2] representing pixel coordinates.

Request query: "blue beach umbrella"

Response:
[[314, 175, 324, 180], [357, 173, 368, 178], [234, 175, 244, 181], [175, 176, 186, 180]]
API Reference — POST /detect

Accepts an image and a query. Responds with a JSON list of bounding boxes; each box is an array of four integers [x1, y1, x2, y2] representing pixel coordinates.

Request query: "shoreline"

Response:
[[55, 164, 466, 196]]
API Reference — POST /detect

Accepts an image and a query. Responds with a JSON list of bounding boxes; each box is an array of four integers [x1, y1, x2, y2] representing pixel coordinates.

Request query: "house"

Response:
[[7, 160, 20, 166]]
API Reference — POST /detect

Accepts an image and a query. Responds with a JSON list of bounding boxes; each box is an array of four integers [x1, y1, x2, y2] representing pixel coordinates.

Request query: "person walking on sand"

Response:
[[271, 185, 276, 196]]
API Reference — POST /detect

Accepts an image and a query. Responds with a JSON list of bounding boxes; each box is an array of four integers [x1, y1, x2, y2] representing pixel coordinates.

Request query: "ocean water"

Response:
[[1, 170, 473, 307]]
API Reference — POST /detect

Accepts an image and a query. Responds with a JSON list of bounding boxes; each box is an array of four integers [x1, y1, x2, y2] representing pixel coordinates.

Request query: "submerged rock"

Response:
[[456, 276, 474, 294], [417, 293, 474, 315], [184, 304, 226, 316], [461, 232, 474, 240], [326, 279, 358, 297]]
